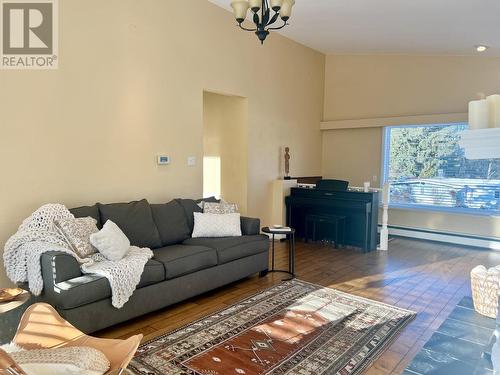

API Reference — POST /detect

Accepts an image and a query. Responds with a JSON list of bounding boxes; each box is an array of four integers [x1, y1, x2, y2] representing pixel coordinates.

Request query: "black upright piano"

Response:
[[285, 180, 379, 252]]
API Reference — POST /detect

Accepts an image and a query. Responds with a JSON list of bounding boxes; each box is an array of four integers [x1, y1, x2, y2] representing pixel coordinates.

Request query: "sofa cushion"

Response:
[[54, 274, 111, 309], [138, 259, 165, 287], [183, 235, 269, 264], [98, 199, 162, 249], [70, 205, 101, 228], [151, 200, 191, 246], [175, 197, 219, 232], [53, 259, 165, 309], [153, 245, 218, 280]]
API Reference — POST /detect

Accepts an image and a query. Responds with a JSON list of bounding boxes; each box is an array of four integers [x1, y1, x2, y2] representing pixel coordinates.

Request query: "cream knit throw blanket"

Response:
[[3, 204, 153, 308]]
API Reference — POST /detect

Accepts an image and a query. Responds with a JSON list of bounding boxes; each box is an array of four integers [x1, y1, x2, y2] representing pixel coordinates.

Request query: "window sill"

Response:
[[384, 204, 500, 218]]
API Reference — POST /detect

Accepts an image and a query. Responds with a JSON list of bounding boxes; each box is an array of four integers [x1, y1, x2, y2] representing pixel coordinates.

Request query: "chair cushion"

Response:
[[98, 199, 162, 249], [153, 245, 218, 280], [151, 200, 191, 246], [9, 346, 110, 375], [53, 259, 165, 309], [70, 205, 101, 228], [183, 235, 269, 264]]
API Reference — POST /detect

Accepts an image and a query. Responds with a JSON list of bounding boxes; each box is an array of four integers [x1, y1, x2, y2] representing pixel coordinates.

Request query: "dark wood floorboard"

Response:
[[98, 237, 500, 374]]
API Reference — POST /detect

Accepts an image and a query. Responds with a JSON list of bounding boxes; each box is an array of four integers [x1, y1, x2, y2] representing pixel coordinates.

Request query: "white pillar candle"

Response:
[[469, 100, 489, 130], [363, 182, 370, 192], [487, 95, 500, 128]]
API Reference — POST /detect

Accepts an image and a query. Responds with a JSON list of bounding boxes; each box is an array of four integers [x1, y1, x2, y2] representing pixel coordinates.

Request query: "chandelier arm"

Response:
[[253, 12, 260, 27], [238, 23, 258, 32], [267, 20, 288, 31], [266, 12, 280, 27]]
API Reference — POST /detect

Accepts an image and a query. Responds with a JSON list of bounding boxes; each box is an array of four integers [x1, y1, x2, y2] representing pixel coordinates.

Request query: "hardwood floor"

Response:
[[99, 237, 500, 374]]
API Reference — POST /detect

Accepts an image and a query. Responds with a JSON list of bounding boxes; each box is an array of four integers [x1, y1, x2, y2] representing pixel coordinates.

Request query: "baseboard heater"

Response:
[[380, 225, 500, 250]]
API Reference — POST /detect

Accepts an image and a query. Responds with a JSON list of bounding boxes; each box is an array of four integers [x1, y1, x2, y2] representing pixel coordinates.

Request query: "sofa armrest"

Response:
[[40, 251, 82, 306], [241, 216, 260, 236], [41, 251, 82, 285]]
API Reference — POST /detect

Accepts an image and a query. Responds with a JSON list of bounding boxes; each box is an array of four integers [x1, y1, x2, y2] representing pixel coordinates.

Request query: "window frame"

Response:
[[381, 122, 500, 217]]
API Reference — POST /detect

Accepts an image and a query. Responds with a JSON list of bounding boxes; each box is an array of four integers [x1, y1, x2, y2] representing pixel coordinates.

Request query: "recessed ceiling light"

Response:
[[476, 45, 489, 52]]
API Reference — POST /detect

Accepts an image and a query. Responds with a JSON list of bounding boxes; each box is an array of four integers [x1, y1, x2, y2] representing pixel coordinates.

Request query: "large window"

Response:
[[383, 123, 500, 215]]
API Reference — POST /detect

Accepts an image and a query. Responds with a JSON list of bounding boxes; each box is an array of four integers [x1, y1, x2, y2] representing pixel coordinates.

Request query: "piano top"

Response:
[[291, 186, 379, 195]]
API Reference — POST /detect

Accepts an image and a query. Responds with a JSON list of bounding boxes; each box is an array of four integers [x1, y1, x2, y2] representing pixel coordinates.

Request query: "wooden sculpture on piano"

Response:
[[284, 147, 291, 180]]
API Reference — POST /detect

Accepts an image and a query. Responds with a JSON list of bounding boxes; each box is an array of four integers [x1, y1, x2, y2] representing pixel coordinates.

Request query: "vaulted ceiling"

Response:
[[208, 0, 500, 55]]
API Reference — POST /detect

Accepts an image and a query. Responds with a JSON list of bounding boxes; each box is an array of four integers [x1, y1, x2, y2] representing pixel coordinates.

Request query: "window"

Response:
[[382, 122, 500, 215]]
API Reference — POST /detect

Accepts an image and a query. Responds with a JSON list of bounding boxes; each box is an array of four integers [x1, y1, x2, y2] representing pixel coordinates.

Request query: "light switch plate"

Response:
[[187, 156, 196, 166]]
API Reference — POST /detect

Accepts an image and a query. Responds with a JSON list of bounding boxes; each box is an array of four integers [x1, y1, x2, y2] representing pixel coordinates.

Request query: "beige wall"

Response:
[[0, 0, 325, 286], [203, 92, 248, 213], [322, 54, 500, 238]]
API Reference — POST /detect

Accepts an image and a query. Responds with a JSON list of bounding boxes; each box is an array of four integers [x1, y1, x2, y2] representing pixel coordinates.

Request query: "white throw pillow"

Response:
[[192, 213, 242, 238], [90, 220, 131, 261]]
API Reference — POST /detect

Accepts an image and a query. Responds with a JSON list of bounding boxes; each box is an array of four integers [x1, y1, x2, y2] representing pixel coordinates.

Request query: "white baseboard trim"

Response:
[[386, 226, 500, 250]]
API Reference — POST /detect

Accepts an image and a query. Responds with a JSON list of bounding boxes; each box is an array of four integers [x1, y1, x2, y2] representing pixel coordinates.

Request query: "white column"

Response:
[[378, 182, 390, 251]]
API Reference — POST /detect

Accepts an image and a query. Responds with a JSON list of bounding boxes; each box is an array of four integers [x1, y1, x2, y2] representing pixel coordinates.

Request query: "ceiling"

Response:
[[207, 0, 500, 56]]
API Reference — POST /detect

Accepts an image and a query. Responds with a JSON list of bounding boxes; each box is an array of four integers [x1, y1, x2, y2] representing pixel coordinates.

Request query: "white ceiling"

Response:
[[208, 0, 500, 55]]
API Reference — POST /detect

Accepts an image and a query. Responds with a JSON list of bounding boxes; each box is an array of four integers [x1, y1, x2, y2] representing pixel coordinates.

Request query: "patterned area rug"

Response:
[[129, 279, 416, 375]]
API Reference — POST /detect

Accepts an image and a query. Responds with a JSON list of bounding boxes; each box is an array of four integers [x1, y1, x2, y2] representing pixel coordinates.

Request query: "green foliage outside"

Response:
[[389, 124, 500, 181]]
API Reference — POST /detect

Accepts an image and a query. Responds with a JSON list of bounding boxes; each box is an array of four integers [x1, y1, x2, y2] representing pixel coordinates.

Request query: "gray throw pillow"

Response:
[[70, 204, 101, 228], [151, 200, 191, 246], [97, 199, 162, 249]]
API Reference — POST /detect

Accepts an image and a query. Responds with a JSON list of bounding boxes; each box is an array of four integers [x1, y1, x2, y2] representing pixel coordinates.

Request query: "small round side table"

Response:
[[262, 227, 296, 281], [0, 290, 31, 344]]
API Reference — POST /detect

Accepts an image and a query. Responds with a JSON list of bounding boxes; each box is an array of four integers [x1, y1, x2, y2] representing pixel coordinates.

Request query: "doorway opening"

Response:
[[203, 91, 248, 214]]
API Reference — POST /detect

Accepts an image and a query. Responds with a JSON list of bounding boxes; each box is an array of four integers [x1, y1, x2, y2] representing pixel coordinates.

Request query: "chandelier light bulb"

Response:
[[230, 0, 250, 23], [476, 45, 489, 53], [280, 0, 295, 21], [248, 0, 261, 12], [270, 0, 283, 11]]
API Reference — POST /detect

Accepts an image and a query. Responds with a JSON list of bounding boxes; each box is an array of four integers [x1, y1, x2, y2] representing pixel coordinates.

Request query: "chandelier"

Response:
[[230, 0, 296, 44]]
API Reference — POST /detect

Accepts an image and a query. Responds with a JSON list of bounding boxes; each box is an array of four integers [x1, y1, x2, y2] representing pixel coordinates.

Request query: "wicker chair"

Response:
[[0, 303, 142, 375]]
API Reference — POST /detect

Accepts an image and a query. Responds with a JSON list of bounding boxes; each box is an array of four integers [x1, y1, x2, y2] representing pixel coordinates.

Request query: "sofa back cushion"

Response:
[[175, 197, 218, 233], [69, 205, 101, 228], [97, 199, 162, 249], [150, 200, 191, 246]]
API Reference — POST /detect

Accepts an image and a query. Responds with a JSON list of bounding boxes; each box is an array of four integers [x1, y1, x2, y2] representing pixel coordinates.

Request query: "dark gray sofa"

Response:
[[38, 198, 269, 333]]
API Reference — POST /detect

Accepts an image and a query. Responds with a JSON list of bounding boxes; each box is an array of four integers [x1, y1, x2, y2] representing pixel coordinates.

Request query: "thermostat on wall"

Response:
[[157, 155, 170, 165]]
